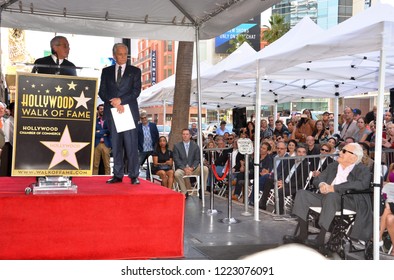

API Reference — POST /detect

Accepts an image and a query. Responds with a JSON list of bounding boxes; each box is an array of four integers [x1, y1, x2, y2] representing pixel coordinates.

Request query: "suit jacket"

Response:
[[313, 161, 372, 241], [32, 56, 77, 76], [98, 64, 141, 126], [283, 159, 310, 193], [173, 141, 201, 170], [137, 122, 159, 152], [94, 117, 111, 148]]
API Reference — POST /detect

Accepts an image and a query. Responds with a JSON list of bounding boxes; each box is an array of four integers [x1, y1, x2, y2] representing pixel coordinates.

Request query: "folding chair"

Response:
[[147, 155, 162, 185], [183, 174, 200, 196]]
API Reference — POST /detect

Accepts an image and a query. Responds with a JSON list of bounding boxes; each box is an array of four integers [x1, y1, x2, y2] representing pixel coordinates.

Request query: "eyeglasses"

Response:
[[320, 148, 330, 152], [341, 149, 355, 155], [228, 138, 234, 140], [57, 44, 70, 48], [140, 117, 147, 120]]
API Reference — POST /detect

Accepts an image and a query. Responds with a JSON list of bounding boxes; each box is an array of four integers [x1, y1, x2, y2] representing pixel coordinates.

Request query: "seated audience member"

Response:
[[173, 129, 209, 199], [203, 140, 216, 189], [241, 121, 255, 141], [353, 117, 371, 143], [306, 135, 320, 171], [249, 142, 274, 203], [273, 120, 289, 141], [358, 142, 374, 173], [383, 122, 394, 149], [386, 163, 394, 183], [283, 143, 372, 249], [287, 139, 298, 157], [260, 119, 273, 139], [311, 120, 329, 144], [259, 145, 309, 214], [226, 133, 235, 148], [213, 137, 230, 177], [364, 121, 376, 149], [379, 201, 394, 256], [327, 137, 339, 154], [204, 133, 214, 146], [152, 136, 174, 189], [308, 143, 334, 191]]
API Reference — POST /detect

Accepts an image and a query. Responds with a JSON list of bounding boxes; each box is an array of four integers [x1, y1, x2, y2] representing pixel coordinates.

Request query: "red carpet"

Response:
[[0, 176, 185, 259]]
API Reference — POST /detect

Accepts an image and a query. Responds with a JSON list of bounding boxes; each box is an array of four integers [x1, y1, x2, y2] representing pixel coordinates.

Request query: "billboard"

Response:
[[215, 16, 261, 53]]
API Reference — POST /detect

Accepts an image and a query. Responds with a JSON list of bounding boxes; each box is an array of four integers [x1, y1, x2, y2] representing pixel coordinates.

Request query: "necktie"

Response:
[[117, 66, 122, 85], [185, 143, 189, 156]]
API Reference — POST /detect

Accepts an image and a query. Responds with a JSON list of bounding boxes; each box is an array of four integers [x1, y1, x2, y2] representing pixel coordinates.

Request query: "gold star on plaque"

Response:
[[55, 85, 62, 92], [68, 81, 77, 90]]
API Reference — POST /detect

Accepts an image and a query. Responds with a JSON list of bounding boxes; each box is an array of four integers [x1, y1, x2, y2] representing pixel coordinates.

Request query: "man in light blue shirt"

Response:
[[216, 120, 230, 136]]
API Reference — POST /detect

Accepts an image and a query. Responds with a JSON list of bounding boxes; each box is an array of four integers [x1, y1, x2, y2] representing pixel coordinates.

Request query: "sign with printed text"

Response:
[[12, 72, 98, 176], [238, 138, 253, 155]]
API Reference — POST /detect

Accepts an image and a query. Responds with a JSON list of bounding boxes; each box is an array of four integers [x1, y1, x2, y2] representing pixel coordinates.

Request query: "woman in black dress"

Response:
[[152, 136, 174, 189]]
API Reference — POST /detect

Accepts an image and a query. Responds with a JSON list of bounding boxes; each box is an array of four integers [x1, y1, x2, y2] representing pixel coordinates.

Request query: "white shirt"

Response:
[[116, 63, 126, 80], [331, 163, 355, 185]]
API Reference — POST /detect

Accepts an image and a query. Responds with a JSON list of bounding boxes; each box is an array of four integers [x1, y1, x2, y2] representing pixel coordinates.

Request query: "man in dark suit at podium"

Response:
[[32, 36, 77, 76], [98, 43, 141, 185]]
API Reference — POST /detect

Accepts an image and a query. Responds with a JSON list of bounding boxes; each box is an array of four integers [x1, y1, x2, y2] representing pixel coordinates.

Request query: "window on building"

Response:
[[165, 54, 172, 65], [167, 41, 173, 52]]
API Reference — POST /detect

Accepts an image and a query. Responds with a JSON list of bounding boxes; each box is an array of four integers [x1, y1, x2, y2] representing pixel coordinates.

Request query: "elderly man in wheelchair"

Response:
[[283, 143, 373, 255]]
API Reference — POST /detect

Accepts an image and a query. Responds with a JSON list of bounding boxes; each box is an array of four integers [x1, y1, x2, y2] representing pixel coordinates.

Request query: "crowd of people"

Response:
[[1, 35, 393, 257]]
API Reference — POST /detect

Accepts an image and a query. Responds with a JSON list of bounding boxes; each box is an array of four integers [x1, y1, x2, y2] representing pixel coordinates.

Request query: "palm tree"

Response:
[[168, 41, 194, 149], [226, 34, 252, 53], [262, 14, 290, 44]]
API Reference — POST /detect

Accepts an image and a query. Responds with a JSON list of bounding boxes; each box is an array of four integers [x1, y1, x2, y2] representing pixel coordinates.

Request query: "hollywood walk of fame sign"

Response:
[[12, 73, 98, 176]]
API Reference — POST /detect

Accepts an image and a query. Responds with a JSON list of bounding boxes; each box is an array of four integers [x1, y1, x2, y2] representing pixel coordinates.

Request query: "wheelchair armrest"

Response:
[[343, 189, 373, 196]]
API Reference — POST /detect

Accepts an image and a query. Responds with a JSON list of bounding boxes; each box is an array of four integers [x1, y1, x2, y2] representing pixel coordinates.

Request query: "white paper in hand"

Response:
[[110, 104, 135, 133]]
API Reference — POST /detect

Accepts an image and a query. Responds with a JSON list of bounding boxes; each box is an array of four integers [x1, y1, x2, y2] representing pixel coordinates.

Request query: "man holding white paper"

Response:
[[98, 43, 141, 184]]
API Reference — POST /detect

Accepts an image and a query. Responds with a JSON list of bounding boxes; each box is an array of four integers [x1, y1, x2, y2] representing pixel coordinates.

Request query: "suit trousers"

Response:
[[292, 190, 357, 231], [110, 122, 139, 179], [174, 165, 209, 194], [93, 143, 111, 175]]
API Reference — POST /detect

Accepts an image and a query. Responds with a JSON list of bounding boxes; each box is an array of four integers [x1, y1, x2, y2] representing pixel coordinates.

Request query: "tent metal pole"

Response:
[[194, 26, 205, 212], [373, 47, 386, 260], [334, 95, 339, 135], [163, 100, 166, 129], [253, 61, 262, 221]]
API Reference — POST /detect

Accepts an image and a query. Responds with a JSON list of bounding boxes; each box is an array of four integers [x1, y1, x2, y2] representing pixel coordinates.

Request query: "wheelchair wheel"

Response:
[[364, 240, 373, 260]]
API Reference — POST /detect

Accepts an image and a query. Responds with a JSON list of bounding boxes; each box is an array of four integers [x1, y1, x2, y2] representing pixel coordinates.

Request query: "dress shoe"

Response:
[[131, 178, 140, 185], [283, 235, 305, 244], [106, 177, 122, 184]]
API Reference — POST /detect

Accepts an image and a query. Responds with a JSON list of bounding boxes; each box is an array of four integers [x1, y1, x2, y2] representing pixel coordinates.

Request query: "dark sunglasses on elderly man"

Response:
[[341, 149, 355, 155]]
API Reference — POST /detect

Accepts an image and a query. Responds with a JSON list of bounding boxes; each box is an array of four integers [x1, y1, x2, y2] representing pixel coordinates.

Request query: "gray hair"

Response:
[[112, 43, 129, 55], [50, 36, 68, 54], [345, 143, 363, 164]]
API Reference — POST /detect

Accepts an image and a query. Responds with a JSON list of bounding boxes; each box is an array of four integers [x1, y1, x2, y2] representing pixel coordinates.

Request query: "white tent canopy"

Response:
[[0, 0, 279, 41], [139, 43, 258, 109]]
